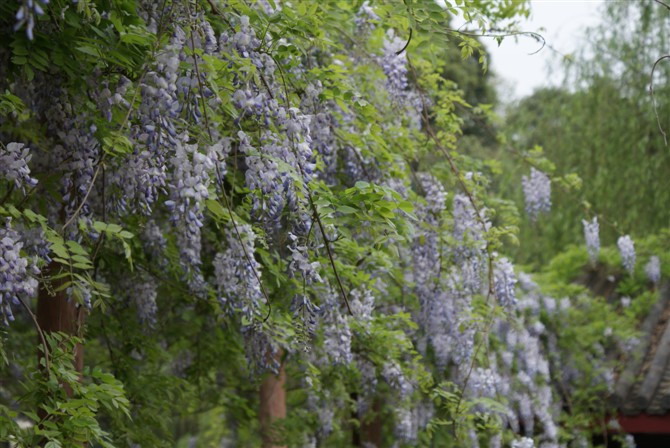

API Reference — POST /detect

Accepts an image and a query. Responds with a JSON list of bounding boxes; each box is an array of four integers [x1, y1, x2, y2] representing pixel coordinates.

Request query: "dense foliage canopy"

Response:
[[0, 1, 665, 447]]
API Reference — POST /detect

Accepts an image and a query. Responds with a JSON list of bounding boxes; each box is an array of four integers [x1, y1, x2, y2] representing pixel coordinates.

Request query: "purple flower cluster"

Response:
[[322, 287, 352, 365], [14, 0, 49, 40], [134, 275, 158, 328], [302, 83, 339, 183], [213, 225, 264, 318], [468, 367, 499, 397], [382, 361, 413, 398], [582, 217, 600, 265], [617, 235, 636, 274], [0, 142, 38, 192], [494, 257, 517, 310], [112, 26, 188, 215], [0, 219, 39, 325], [355, 1, 380, 33], [291, 294, 320, 339], [287, 232, 322, 285], [166, 141, 226, 292], [521, 168, 551, 221], [645, 256, 661, 284]]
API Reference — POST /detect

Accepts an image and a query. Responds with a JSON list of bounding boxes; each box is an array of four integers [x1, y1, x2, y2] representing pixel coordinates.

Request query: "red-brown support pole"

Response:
[[36, 263, 85, 396], [259, 352, 287, 448], [361, 398, 383, 447]]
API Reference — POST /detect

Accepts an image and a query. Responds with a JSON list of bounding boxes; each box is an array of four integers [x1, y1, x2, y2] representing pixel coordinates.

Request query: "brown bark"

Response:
[[36, 263, 85, 396], [360, 398, 383, 447], [259, 353, 287, 448]]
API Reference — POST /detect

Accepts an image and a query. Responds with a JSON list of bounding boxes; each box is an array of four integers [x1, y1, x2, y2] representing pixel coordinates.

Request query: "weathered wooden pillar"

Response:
[[361, 398, 383, 447], [259, 351, 287, 448], [36, 263, 85, 395]]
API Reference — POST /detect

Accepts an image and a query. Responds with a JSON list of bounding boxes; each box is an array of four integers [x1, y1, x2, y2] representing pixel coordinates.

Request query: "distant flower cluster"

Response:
[[521, 168, 551, 220], [645, 256, 661, 284], [617, 235, 636, 274], [582, 217, 600, 265]]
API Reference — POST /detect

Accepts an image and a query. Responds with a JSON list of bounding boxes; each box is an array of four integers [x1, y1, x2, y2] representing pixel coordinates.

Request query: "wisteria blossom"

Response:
[[645, 256, 661, 284], [582, 217, 600, 265], [521, 168, 551, 220], [617, 235, 636, 274], [0, 143, 38, 191], [494, 257, 518, 310], [0, 219, 39, 325]]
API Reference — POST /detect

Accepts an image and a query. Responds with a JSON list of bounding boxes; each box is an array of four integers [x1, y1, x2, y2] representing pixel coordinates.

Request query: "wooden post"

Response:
[[36, 263, 85, 396], [361, 398, 383, 447], [259, 351, 287, 448]]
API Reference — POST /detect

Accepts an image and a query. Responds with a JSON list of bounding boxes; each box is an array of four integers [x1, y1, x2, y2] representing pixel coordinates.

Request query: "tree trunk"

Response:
[[259, 352, 286, 448]]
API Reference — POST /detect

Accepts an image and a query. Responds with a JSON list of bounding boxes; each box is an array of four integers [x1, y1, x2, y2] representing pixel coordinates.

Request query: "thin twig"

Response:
[[186, 5, 274, 321], [395, 28, 412, 56], [654, 0, 670, 11], [17, 296, 50, 371], [269, 52, 353, 315], [650, 55, 670, 146], [406, 54, 500, 429], [188, 16, 213, 141], [220, 182, 274, 322], [61, 163, 102, 231]]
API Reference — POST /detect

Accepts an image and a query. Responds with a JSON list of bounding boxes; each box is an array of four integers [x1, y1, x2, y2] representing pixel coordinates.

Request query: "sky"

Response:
[[483, 0, 606, 101]]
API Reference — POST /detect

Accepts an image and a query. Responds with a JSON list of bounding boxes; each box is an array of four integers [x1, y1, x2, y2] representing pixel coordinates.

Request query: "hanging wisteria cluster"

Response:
[[582, 217, 600, 265], [645, 255, 661, 284], [0, 219, 39, 325], [521, 168, 552, 221], [0, 142, 38, 192], [617, 235, 636, 274]]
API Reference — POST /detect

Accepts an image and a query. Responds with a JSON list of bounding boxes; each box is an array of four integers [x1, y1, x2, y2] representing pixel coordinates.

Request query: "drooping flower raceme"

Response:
[[323, 309, 352, 365], [355, 1, 380, 33], [213, 225, 264, 318], [382, 361, 413, 398], [141, 220, 167, 267], [349, 287, 375, 322], [14, 0, 50, 40], [134, 275, 158, 328], [290, 294, 320, 339], [617, 235, 636, 274], [469, 367, 499, 397], [521, 168, 551, 220], [166, 140, 225, 293], [394, 407, 417, 442], [0, 142, 38, 192], [494, 257, 518, 310], [112, 26, 187, 215], [287, 232, 322, 285], [0, 219, 39, 325], [582, 217, 600, 265], [417, 172, 447, 216], [645, 256, 661, 284]]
